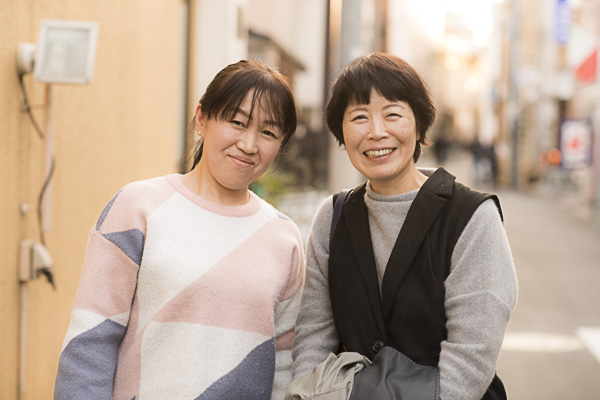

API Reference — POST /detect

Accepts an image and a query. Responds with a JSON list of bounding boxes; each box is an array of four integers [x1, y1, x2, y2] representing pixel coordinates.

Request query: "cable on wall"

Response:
[[17, 73, 56, 288], [18, 74, 45, 140], [36, 156, 55, 248]]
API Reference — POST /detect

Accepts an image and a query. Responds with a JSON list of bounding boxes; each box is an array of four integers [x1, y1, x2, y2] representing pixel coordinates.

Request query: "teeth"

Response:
[[365, 148, 393, 158]]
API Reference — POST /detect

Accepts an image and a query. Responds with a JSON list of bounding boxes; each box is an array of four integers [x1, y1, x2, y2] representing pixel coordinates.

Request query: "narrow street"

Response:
[[437, 151, 600, 399], [495, 189, 600, 399]]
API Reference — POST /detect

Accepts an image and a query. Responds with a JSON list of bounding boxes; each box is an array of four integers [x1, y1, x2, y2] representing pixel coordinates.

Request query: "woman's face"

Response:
[[196, 90, 283, 194], [342, 89, 419, 193]]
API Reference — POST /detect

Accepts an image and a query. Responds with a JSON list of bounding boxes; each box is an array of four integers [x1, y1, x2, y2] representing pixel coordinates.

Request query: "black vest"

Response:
[[329, 168, 506, 399]]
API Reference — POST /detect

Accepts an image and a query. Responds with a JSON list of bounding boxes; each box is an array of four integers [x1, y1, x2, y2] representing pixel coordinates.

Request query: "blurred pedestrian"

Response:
[[470, 137, 498, 188], [291, 52, 517, 399], [433, 130, 452, 164], [54, 60, 305, 400]]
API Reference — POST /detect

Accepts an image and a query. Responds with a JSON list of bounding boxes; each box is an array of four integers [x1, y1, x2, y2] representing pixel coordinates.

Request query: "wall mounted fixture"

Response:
[[17, 19, 99, 84], [19, 240, 54, 287]]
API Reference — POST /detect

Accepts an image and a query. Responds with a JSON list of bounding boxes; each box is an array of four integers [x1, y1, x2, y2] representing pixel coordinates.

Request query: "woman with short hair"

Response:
[[292, 52, 517, 399]]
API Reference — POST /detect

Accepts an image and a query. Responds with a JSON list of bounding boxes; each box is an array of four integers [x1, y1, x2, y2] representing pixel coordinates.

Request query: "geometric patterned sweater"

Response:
[[54, 174, 305, 400]]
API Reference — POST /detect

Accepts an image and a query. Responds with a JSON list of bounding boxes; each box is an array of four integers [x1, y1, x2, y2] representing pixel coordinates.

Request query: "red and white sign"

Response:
[[575, 48, 597, 83], [560, 119, 592, 168]]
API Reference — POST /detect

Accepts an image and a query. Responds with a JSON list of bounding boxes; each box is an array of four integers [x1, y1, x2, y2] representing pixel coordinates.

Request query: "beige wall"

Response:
[[1, 1, 185, 398]]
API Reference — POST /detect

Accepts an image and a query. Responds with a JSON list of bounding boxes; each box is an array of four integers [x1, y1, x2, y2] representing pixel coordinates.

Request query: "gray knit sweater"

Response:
[[292, 174, 518, 400]]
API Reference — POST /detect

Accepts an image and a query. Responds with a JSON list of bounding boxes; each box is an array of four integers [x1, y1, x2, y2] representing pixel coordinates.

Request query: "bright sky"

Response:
[[407, 0, 504, 47]]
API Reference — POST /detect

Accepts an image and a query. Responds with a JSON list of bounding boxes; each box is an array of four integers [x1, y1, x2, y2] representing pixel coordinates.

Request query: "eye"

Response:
[[262, 129, 280, 139], [386, 113, 401, 119], [351, 115, 367, 122], [231, 119, 245, 128]]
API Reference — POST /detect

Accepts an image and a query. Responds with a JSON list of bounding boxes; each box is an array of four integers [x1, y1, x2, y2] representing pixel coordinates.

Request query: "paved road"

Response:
[[494, 188, 600, 400], [432, 151, 600, 399]]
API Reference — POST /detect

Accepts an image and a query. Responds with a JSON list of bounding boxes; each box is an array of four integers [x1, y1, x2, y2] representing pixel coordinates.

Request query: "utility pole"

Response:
[[508, 0, 520, 189], [594, 4, 600, 210], [327, 0, 366, 193]]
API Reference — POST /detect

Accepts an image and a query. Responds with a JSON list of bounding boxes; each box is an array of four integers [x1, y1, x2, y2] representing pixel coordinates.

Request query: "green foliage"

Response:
[[250, 168, 296, 207]]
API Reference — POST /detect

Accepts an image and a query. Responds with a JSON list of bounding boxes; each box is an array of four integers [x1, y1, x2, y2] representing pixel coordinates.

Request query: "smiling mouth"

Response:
[[230, 155, 254, 167], [364, 148, 394, 158]]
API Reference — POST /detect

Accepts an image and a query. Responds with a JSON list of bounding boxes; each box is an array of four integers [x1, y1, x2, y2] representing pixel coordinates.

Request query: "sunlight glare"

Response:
[[446, 0, 494, 46], [406, 0, 446, 42], [406, 0, 497, 47]]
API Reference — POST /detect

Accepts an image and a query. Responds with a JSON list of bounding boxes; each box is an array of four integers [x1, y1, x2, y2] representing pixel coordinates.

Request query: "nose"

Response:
[[237, 129, 258, 154], [367, 117, 387, 140]]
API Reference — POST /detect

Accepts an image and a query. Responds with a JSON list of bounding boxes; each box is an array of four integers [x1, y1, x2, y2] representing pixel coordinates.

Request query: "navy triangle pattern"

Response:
[[196, 338, 276, 400], [96, 190, 122, 230], [103, 229, 145, 266], [54, 319, 126, 399]]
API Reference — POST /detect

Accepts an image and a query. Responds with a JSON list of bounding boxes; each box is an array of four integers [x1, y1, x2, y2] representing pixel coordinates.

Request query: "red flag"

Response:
[[575, 48, 597, 83]]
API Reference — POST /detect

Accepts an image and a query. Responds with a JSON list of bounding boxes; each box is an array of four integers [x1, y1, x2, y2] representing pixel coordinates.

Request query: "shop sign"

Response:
[[555, 0, 570, 46], [560, 119, 592, 168]]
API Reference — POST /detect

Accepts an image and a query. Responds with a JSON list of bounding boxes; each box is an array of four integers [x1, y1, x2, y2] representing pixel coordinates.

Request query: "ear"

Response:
[[194, 104, 205, 132]]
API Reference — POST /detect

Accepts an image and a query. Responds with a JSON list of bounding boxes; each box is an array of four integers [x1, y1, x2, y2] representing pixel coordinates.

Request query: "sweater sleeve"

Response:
[[291, 196, 341, 380], [439, 198, 518, 400], [271, 224, 306, 400], [54, 188, 144, 399]]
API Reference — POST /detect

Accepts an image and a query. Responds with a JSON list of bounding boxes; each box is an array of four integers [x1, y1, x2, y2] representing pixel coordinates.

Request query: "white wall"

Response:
[[247, 0, 327, 109], [292, 0, 327, 109], [191, 0, 249, 103]]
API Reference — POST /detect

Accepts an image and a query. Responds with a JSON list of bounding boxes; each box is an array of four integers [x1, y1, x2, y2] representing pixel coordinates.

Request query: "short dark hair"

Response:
[[191, 60, 298, 169], [325, 52, 436, 162]]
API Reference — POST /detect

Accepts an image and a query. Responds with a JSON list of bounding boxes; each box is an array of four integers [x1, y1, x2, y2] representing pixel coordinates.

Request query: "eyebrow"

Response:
[[265, 120, 283, 129], [235, 109, 251, 119], [346, 106, 368, 113], [347, 103, 405, 113]]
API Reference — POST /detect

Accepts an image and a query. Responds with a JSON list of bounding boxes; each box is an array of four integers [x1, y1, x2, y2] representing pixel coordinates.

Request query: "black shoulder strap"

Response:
[[329, 189, 353, 249]]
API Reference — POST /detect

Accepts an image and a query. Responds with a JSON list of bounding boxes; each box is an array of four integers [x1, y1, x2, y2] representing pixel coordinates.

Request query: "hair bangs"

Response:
[[249, 75, 297, 146], [341, 67, 376, 106], [211, 74, 256, 122]]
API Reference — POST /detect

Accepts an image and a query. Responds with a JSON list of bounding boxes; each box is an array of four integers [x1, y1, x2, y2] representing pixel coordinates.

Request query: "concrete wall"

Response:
[[1, 1, 185, 398], [189, 0, 248, 106], [247, 0, 327, 109]]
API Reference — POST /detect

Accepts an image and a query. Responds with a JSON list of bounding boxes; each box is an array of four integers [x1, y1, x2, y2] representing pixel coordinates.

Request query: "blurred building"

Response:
[[494, 0, 600, 206], [387, 0, 600, 214]]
